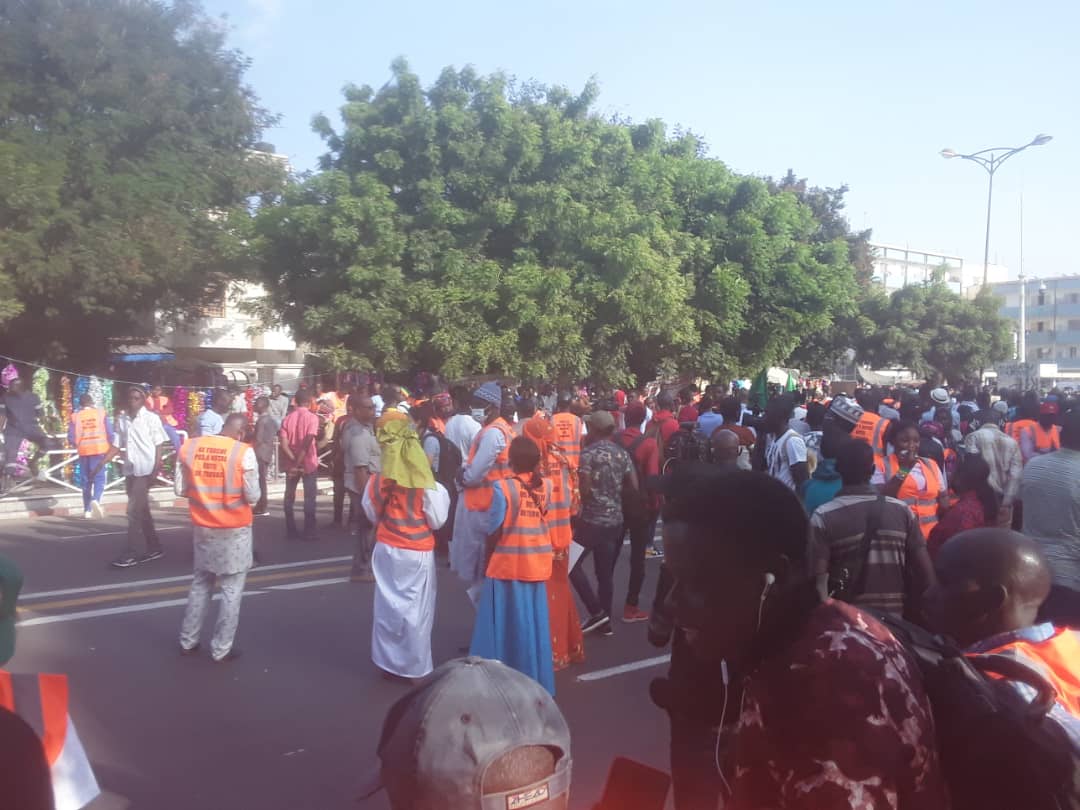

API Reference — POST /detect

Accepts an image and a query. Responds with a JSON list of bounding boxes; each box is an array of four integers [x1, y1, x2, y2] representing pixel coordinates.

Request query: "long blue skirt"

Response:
[[470, 579, 556, 696]]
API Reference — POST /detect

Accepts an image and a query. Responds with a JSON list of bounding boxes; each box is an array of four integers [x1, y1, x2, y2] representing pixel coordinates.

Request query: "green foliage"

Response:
[[0, 0, 279, 364], [859, 285, 1011, 384], [256, 61, 859, 384]]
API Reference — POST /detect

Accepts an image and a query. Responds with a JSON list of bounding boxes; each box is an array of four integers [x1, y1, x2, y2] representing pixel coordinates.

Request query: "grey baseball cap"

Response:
[[359, 657, 572, 810]]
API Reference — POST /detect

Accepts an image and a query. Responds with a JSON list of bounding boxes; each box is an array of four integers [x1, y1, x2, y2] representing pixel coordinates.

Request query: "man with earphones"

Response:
[[662, 470, 950, 809]]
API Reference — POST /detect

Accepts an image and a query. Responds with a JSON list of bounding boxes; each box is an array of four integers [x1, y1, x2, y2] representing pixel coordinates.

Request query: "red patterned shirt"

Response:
[[731, 600, 950, 810]]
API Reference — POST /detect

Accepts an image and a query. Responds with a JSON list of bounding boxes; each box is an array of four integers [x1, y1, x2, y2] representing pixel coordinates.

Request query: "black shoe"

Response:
[[252, 509, 270, 517], [180, 643, 201, 656], [138, 550, 165, 563], [111, 556, 138, 569], [600, 620, 614, 637], [214, 648, 242, 663], [581, 613, 611, 635]]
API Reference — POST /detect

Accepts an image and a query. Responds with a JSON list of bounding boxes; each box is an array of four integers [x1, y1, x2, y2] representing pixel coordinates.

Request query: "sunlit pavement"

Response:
[[4, 498, 672, 810]]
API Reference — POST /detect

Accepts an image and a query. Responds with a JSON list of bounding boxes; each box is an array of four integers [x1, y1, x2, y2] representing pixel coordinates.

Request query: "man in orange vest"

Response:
[[0, 554, 101, 809], [362, 420, 449, 682], [451, 382, 516, 607], [176, 413, 258, 662], [469, 436, 556, 694], [927, 528, 1080, 747], [850, 389, 891, 461], [551, 391, 586, 469], [67, 394, 113, 520]]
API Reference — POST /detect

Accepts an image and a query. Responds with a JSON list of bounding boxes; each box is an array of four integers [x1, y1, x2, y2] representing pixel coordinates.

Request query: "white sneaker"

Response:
[[84, 510, 93, 519], [90, 500, 104, 519]]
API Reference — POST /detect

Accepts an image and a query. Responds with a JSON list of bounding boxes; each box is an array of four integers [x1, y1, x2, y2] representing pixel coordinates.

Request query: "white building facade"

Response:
[[987, 275, 1080, 380], [870, 241, 1008, 296]]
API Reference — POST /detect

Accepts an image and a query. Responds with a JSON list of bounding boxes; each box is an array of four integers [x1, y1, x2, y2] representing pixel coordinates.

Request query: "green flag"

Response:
[[750, 369, 768, 411], [786, 372, 797, 392]]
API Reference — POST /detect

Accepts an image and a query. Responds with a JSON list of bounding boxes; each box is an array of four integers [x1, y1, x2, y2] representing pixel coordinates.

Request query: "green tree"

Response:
[[0, 0, 278, 365], [255, 61, 858, 385], [859, 285, 1011, 384]]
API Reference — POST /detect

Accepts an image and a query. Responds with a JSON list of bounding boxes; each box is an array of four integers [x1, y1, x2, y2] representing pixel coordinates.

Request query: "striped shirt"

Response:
[[963, 424, 1023, 506], [810, 485, 926, 616], [1022, 449, 1080, 591]]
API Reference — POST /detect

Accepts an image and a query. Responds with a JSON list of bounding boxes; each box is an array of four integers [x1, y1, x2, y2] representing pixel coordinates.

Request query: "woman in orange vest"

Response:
[[469, 436, 556, 694], [362, 419, 450, 681], [450, 382, 516, 606], [66, 394, 114, 519], [551, 391, 585, 469], [523, 415, 584, 672], [872, 420, 947, 540]]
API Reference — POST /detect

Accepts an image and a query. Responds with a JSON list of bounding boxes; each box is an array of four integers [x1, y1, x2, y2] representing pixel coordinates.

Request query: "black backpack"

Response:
[[661, 422, 708, 473], [870, 611, 1080, 810], [423, 428, 462, 491]]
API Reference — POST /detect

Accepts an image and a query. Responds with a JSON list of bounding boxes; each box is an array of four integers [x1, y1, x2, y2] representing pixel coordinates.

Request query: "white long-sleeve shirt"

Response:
[[362, 480, 450, 531]]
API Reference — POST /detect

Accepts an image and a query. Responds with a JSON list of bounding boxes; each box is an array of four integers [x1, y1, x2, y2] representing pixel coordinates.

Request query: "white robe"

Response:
[[363, 483, 449, 679], [450, 423, 509, 592]]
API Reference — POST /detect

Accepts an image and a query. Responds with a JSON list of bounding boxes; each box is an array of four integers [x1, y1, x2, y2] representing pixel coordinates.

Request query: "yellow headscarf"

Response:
[[377, 419, 436, 490]]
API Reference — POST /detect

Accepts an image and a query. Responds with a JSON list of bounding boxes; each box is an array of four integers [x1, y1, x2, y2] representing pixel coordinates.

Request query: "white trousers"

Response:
[[179, 569, 247, 660]]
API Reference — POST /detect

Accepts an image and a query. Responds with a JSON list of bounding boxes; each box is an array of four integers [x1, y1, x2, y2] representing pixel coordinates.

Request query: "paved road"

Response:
[[3, 497, 674, 810]]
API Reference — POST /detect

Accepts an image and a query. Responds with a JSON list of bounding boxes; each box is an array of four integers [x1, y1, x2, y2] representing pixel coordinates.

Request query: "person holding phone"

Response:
[[872, 420, 947, 540]]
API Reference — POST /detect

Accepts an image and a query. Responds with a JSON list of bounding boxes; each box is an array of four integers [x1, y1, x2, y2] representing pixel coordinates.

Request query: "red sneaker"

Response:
[[622, 605, 649, 624]]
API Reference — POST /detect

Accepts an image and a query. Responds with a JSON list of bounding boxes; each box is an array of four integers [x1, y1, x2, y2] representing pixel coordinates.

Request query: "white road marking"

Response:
[[264, 577, 349, 591], [16, 591, 269, 627], [575, 654, 671, 682], [21, 556, 354, 600], [28, 525, 190, 541]]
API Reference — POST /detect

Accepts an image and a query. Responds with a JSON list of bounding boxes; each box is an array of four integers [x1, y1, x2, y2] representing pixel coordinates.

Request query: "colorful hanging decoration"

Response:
[[172, 386, 187, 433], [245, 387, 255, 424]]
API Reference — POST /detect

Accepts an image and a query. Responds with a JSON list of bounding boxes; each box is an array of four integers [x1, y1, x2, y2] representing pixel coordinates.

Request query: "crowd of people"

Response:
[[4, 369, 1080, 808]]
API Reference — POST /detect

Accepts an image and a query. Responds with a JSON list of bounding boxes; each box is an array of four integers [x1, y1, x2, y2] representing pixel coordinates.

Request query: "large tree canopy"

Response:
[[859, 285, 1011, 384], [0, 0, 278, 365], [255, 60, 859, 385]]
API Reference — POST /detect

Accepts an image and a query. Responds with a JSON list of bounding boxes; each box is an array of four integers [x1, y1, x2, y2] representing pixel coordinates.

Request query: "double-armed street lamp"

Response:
[[940, 134, 1052, 289]]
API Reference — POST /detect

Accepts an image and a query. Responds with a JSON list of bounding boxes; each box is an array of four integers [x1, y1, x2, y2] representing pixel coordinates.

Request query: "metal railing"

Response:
[[0, 431, 189, 500], [0, 434, 293, 500]]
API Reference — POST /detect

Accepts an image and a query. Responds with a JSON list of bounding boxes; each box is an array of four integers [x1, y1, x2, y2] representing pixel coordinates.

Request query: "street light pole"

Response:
[[940, 134, 1052, 289]]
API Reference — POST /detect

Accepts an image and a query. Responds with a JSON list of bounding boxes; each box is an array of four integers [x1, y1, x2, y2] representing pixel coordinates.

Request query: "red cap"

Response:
[[1041, 401, 1060, 415]]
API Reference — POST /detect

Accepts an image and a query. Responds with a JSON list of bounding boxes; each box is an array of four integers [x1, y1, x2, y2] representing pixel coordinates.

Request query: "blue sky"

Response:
[[203, 0, 1078, 280]]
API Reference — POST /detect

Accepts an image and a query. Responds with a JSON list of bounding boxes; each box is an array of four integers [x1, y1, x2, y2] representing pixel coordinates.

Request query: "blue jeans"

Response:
[[283, 472, 317, 538], [80, 454, 106, 511], [569, 521, 624, 619]]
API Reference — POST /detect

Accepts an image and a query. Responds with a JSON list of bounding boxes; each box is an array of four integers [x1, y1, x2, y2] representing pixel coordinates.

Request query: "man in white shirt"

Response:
[[94, 387, 170, 569], [444, 388, 482, 460], [760, 395, 808, 492], [196, 389, 230, 437]]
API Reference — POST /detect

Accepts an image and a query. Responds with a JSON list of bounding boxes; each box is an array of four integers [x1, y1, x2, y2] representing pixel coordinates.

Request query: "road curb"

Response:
[[0, 481, 334, 522]]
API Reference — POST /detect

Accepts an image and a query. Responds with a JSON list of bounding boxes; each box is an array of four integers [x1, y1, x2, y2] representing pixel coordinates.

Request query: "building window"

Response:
[[198, 287, 227, 318], [1037, 322, 1045, 332], [1069, 319, 1080, 331], [1037, 291, 1046, 306], [1070, 293, 1079, 304], [1037, 347, 1049, 359], [1071, 347, 1078, 359]]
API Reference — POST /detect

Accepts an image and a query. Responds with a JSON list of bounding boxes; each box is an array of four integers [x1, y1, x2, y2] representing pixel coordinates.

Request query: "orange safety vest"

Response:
[[1031, 424, 1061, 453], [0, 671, 68, 765], [852, 411, 890, 459], [877, 454, 941, 540], [975, 626, 1080, 717], [551, 412, 584, 469], [71, 407, 110, 456], [541, 451, 575, 551], [462, 418, 515, 512], [487, 477, 554, 582], [179, 435, 252, 529], [366, 473, 435, 552], [1009, 418, 1036, 444], [148, 394, 178, 427]]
